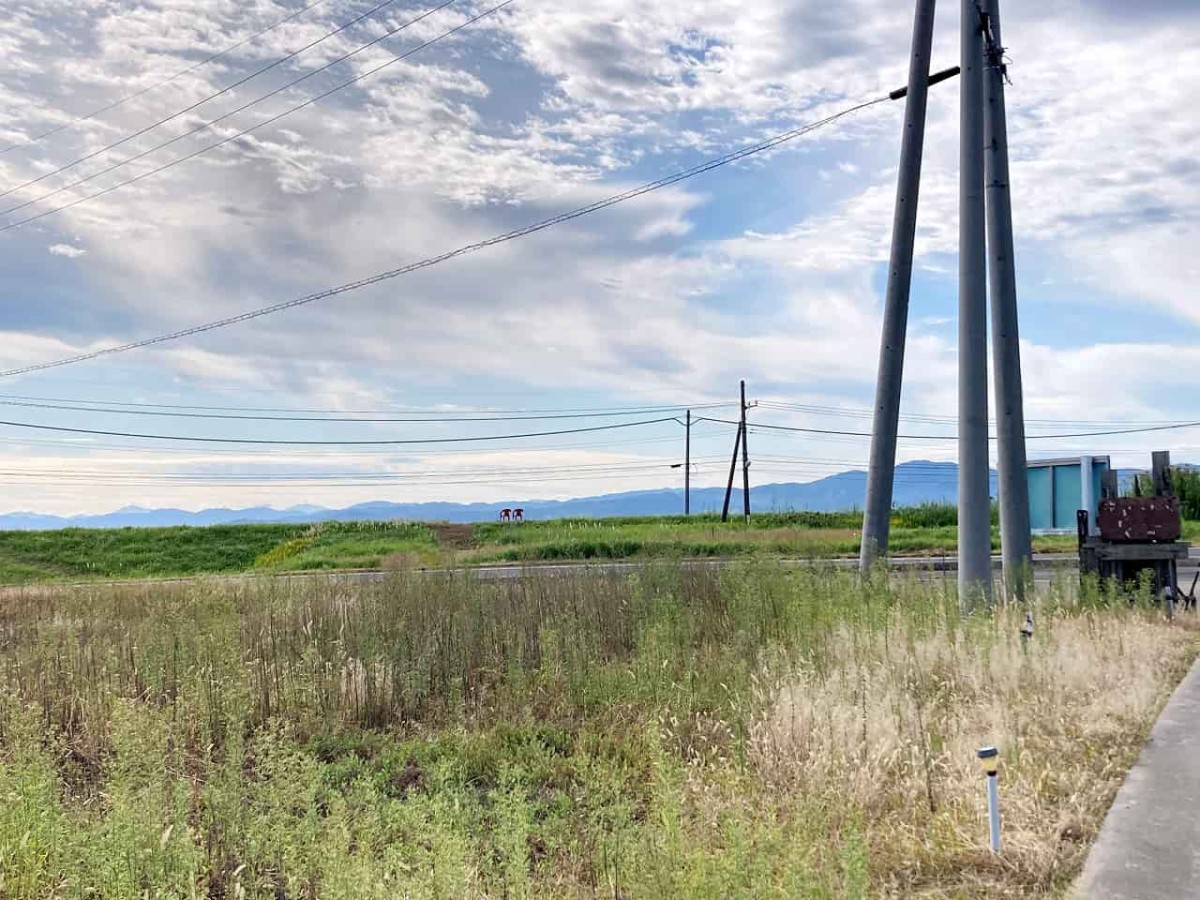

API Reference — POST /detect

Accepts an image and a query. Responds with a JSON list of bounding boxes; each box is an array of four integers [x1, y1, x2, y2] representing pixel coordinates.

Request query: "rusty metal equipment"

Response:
[[1097, 497, 1182, 543], [1078, 451, 1190, 615], [1183, 572, 1199, 611]]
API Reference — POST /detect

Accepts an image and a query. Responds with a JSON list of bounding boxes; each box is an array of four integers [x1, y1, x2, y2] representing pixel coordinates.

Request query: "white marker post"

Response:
[[977, 746, 1001, 852]]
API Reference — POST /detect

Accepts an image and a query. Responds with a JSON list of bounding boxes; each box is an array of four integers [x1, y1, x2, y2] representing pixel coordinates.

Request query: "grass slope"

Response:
[[0, 506, 1109, 586], [0, 524, 306, 583]]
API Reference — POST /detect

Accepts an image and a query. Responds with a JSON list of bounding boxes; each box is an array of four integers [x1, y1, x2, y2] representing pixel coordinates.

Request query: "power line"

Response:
[[701, 416, 952, 440], [0, 427, 725, 457], [0, 370, 692, 400], [0, 465, 686, 482], [0, 415, 682, 445], [1018, 421, 1200, 440], [0, 457, 731, 488], [0, 393, 729, 420], [32, 455, 729, 474], [0, 471, 699, 489], [0, 0, 417, 202], [751, 456, 977, 473], [6, 463, 969, 489], [0, 0, 335, 155], [0, 0, 455, 214], [751, 471, 980, 484], [698, 416, 1200, 441], [0, 392, 731, 418], [0, 394, 730, 423], [0, 457, 728, 481], [0, 0, 503, 230], [0, 452, 1040, 486], [757, 400, 1192, 428], [0, 95, 886, 377]]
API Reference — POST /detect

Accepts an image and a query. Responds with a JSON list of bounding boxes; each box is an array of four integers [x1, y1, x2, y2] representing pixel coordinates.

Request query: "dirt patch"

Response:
[[430, 523, 476, 549], [382, 552, 426, 571], [386, 757, 426, 798]]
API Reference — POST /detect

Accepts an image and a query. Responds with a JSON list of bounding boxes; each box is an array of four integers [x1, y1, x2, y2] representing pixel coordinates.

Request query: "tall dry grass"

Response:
[[0, 563, 1194, 897], [751, 607, 1197, 897]]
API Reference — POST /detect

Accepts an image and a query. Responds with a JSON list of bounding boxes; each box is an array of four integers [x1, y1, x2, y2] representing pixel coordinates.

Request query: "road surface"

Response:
[[7, 549, 1198, 593]]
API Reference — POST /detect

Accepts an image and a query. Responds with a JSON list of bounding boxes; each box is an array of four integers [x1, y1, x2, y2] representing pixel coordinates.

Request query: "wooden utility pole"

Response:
[[685, 410, 692, 516], [721, 422, 742, 523], [740, 380, 751, 522]]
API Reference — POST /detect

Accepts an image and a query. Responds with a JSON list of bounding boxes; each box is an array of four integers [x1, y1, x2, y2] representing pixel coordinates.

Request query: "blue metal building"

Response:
[[1027, 455, 1112, 533]]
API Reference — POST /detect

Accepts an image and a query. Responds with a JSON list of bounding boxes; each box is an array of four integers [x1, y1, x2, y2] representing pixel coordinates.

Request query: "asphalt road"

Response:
[[13, 549, 1199, 593], [398, 550, 1200, 588]]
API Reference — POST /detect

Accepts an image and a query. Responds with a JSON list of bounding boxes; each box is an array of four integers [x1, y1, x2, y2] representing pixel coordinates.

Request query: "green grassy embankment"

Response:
[[0, 505, 1164, 586], [0, 524, 307, 584]]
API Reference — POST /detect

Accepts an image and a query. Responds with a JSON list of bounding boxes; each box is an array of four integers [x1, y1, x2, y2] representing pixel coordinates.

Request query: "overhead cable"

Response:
[[0, 395, 731, 423], [697, 416, 1200, 442], [0, 392, 732, 418], [0, 0, 334, 154], [0, 0, 505, 229], [0, 429, 710, 457], [0, 470, 693, 489], [0, 394, 732, 422], [757, 400, 1190, 429], [0, 94, 884, 377], [0, 0, 457, 213], [0, 458, 723, 481], [0, 415, 681, 445]]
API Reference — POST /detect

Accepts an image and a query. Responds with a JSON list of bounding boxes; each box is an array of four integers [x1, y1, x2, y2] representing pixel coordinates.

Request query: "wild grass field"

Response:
[[0, 563, 1195, 897], [0, 506, 1101, 585]]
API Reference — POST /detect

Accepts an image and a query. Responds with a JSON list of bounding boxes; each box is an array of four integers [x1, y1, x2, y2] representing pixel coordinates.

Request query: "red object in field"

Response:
[[513, 508, 524, 523], [499, 508, 512, 522], [1097, 497, 1182, 543]]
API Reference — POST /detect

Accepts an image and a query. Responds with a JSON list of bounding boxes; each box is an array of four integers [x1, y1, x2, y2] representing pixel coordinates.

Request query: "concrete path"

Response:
[[1074, 656, 1200, 898]]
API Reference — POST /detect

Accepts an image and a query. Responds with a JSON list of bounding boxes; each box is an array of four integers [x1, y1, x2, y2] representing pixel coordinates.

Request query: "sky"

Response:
[[0, 0, 1197, 516]]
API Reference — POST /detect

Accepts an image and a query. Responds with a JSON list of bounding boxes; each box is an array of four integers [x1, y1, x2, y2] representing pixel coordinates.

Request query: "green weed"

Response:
[[0, 565, 1194, 896]]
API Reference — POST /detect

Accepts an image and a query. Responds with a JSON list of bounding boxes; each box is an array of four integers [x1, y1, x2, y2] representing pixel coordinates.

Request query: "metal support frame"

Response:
[[1153, 451, 1172, 498], [1101, 469, 1119, 500], [1049, 466, 1057, 528], [1080, 455, 1094, 537]]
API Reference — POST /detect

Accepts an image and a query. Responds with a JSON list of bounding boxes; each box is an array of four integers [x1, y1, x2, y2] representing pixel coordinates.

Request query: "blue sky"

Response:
[[0, 0, 1197, 515]]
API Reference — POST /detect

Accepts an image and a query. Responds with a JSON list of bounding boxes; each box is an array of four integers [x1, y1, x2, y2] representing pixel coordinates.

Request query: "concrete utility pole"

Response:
[[981, 0, 1032, 598], [721, 422, 742, 523], [861, 0, 938, 571], [685, 410, 692, 516], [740, 380, 751, 522], [958, 0, 993, 605]]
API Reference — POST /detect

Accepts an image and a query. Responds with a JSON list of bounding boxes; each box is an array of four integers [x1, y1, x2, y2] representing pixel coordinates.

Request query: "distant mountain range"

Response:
[[0, 460, 1000, 530], [11, 458, 1179, 531]]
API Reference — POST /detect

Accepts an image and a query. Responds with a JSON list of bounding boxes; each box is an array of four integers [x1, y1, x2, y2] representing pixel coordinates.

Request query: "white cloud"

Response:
[[0, 0, 1195, 514]]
